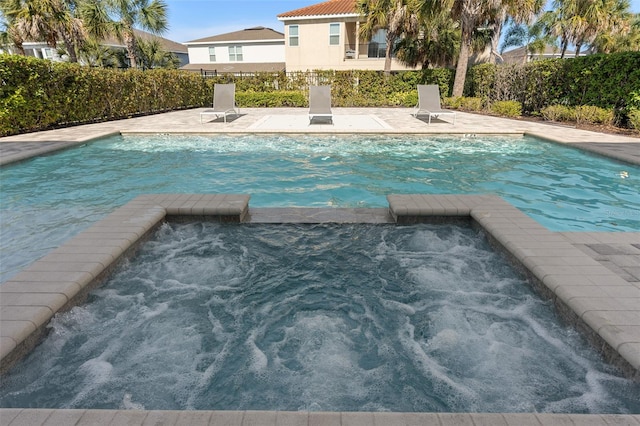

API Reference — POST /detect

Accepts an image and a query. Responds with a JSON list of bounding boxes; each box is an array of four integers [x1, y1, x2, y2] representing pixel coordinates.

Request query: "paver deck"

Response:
[[0, 108, 639, 425]]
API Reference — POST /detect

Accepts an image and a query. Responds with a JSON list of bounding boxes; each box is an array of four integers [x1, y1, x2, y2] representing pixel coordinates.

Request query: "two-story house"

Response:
[[14, 29, 189, 67], [182, 26, 285, 75], [277, 0, 418, 72], [500, 45, 580, 63]]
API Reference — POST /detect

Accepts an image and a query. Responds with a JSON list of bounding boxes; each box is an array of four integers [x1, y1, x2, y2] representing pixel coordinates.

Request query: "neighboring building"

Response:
[[277, 0, 418, 72], [127, 30, 189, 67], [18, 29, 189, 67], [501, 45, 580, 64], [182, 26, 285, 74]]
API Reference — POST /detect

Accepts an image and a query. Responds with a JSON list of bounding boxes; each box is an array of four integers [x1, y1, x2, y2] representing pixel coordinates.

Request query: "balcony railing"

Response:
[[344, 43, 389, 59]]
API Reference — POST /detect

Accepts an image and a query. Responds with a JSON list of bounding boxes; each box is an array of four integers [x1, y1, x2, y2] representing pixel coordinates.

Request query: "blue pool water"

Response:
[[1, 223, 638, 412], [1, 134, 638, 282]]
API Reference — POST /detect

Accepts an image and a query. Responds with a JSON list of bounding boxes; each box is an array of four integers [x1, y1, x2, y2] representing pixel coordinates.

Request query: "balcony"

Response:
[[344, 42, 389, 60]]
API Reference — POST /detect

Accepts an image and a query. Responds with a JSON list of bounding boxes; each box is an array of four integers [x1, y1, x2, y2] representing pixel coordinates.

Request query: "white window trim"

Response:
[[329, 23, 340, 46], [289, 25, 299, 47], [229, 45, 243, 62], [208, 47, 216, 62]]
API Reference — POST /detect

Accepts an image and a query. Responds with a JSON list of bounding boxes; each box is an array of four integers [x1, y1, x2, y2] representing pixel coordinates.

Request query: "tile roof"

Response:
[[186, 27, 284, 44], [277, 0, 358, 19]]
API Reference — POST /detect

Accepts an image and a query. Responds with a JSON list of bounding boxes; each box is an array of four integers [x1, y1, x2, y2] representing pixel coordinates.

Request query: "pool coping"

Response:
[[1, 194, 638, 425], [1, 408, 639, 425]]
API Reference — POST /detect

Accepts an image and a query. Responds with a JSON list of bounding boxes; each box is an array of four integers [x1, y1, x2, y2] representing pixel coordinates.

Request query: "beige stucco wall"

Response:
[[282, 18, 418, 72]]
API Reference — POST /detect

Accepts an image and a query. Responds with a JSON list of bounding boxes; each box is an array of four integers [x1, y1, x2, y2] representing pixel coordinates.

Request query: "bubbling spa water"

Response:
[[1, 223, 638, 413]]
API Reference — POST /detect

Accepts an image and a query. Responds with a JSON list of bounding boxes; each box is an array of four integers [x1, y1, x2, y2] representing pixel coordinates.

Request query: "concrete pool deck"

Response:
[[0, 108, 639, 425]]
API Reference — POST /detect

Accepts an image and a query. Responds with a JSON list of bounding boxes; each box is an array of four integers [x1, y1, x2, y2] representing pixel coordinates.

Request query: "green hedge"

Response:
[[237, 90, 306, 107], [0, 55, 209, 135], [466, 51, 640, 118], [2, 51, 638, 136], [0, 55, 458, 135]]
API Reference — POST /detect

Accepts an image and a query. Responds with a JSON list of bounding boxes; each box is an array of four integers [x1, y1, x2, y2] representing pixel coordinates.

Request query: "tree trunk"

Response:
[[383, 33, 394, 76], [489, 11, 506, 64], [125, 31, 137, 68], [560, 36, 568, 58], [452, 32, 471, 97], [61, 34, 78, 63]]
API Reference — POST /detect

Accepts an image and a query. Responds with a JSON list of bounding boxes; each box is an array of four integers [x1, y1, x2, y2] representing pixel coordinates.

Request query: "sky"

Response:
[[163, 0, 640, 43], [164, 1, 299, 42]]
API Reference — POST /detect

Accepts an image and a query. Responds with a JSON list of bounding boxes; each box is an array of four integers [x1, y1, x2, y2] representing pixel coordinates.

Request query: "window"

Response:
[[329, 23, 340, 45], [208, 47, 216, 62], [289, 25, 299, 46], [368, 29, 387, 58], [42, 48, 54, 59], [229, 46, 243, 61]]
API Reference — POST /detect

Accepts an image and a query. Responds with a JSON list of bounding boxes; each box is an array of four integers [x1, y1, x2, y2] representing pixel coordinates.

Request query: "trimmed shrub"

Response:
[[465, 63, 495, 100], [443, 96, 462, 109], [443, 96, 484, 111], [388, 91, 417, 107], [573, 105, 615, 125], [490, 100, 522, 117], [236, 90, 306, 107], [459, 97, 484, 111], [628, 108, 640, 130], [541, 105, 575, 122]]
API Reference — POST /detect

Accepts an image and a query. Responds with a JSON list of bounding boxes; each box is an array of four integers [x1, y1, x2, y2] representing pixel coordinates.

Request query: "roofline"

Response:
[[22, 40, 187, 53], [277, 13, 361, 22], [185, 39, 284, 46]]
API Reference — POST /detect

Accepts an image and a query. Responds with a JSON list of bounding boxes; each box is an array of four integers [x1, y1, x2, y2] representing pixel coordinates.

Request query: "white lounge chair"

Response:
[[308, 85, 333, 124], [200, 83, 239, 123], [413, 84, 456, 124]]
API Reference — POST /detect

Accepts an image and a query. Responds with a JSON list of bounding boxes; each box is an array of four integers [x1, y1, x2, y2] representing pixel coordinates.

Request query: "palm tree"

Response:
[[590, 12, 639, 53], [395, 11, 460, 68], [55, 0, 86, 62], [486, 0, 545, 64], [0, 7, 25, 54], [541, 0, 633, 57], [78, 36, 123, 66], [536, 8, 570, 57], [135, 36, 179, 69], [500, 20, 554, 63], [420, 0, 498, 97], [0, 0, 86, 61], [80, 0, 168, 68], [1, 0, 60, 52], [357, 0, 419, 75], [577, 0, 632, 56]]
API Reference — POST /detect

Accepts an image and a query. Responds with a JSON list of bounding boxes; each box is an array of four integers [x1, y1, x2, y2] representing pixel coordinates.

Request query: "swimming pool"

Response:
[[1, 134, 638, 282], [2, 222, 638, 412]]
